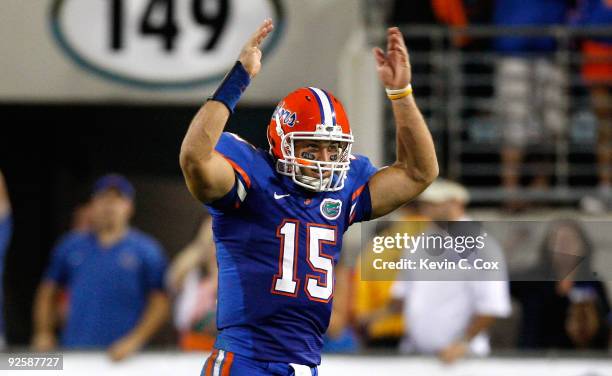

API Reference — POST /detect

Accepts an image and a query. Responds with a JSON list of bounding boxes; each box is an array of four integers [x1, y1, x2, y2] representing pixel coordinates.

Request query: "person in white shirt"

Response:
[[390, 276, 511, 361], [373, 179, 512, 363]]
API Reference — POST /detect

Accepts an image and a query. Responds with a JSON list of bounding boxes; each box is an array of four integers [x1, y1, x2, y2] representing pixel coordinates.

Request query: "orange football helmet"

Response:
[[267, 87, 354, 192]]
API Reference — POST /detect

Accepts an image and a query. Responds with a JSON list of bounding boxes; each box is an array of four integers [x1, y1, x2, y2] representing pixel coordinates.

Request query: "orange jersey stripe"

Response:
[[204, 349, 218, 376], [221, 351, 234, 376], [351, 184, 366, 201], [216, 152, 252, 188]]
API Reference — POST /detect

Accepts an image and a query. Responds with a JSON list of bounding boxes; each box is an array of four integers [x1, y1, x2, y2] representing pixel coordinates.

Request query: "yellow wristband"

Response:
[[386, 84, 413, 100]]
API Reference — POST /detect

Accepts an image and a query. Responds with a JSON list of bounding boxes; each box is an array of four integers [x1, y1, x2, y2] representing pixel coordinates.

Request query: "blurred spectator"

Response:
[[493, 0, 570, 209], [375, 180, 511, 363], [431, 0, 494, 46], [32, 174, 169, 361], [387, 0, 444, 102], [566, 285, 610, 349], [354, 203, 429, 349], [53, 202, 96, 328], [323, 263, 359, 353], [511, 219, 610, 349], [445, 0, 496, 111], [431, 0, 471, 47], [70, 201, 93, 232], [167, 217, 217, 352], [573, 0, 612, 200], [0, 170, 12, 349], [388, 0, 439, 27], [388, 0, 492, 96]]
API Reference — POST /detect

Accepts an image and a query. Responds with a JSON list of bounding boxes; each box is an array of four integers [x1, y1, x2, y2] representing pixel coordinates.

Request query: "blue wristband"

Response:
[[210, 61, 251, 113]]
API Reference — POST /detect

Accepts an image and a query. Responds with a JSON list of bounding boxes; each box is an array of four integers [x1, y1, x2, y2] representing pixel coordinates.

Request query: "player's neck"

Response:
[[95, 225, 129, 248]]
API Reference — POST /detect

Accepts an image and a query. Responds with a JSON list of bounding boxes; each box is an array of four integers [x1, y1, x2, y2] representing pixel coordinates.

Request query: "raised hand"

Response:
[[373, 27, 412, 90], [239, 19, 274, 79]]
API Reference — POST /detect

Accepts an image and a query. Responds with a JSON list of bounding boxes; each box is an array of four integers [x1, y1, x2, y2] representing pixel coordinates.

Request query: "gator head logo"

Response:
[[320, 198, 342, 220]]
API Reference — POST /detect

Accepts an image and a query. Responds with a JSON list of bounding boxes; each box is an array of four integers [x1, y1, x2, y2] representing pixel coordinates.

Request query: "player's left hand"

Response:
[[438, 341, 468, 364], [373, 27, 412, 90], [107, 335, 143, 362]]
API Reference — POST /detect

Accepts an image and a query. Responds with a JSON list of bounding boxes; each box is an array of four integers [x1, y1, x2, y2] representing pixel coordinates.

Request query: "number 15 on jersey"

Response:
[[272, 220, 336, 303]]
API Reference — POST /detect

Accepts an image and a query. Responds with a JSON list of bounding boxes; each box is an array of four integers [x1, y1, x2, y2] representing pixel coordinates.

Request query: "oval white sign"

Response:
[[50, 0, 284, 88]]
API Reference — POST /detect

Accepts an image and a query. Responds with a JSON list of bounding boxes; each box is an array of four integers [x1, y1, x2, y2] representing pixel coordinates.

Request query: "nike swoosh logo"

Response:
[[274, 192, 291, 200]]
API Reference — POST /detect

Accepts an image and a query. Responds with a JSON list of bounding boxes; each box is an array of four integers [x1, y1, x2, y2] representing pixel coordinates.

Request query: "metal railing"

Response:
[[381, 25, 612, 204]]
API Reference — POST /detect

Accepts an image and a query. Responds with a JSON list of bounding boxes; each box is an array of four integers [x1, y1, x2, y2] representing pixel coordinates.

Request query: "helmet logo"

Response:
[[272, 105, 297, 127], [320, 198, 342, 220]]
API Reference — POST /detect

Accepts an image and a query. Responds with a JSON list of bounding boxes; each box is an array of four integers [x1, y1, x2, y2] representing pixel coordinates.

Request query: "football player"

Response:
[[180, 19, 438, 376]]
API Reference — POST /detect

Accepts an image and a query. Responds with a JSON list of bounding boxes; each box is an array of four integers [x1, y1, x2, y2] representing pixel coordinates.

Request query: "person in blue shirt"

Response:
[[32, 174, 169, 361], [493, 0, 569, 54], [493, 0, 571, 210], [180, 20, 438, 375], [0, 170, 12, 349], [573, 0, 612, 197]]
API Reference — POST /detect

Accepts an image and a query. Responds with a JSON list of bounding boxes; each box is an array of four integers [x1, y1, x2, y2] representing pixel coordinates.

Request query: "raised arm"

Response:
[[166, 217, 215, 293], [369, 27, 439, 218], [180, 19, 273, 203]]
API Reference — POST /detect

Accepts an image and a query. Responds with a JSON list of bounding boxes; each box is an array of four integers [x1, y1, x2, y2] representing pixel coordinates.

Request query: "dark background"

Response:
[[0, 103, 273, 345]]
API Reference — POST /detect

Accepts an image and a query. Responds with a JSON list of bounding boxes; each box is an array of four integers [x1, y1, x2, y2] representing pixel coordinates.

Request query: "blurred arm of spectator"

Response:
[[323, 262, 361, 354], [0, 171, 11, 349], [0, 170, 10, 219], [438, 315, 496, 364], [357, 282, 404, 337], [327, 265, 351, 338], [108, 290, 169, 361], [440, 278, 512, 364], [109, 241, 170, 362], [566, 300, 600, 348], [33, 232, 69, 352], [565, 283, 611, 349], [166, 217, 216, 294], [32, 281, 59, 351]]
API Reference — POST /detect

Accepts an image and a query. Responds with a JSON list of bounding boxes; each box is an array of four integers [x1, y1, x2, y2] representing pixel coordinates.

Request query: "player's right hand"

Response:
[[238, 19, 274, 79]]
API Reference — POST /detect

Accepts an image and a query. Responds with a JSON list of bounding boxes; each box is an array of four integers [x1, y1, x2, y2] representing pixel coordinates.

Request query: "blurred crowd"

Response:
[[337, 180, 611, 362], [1, 170, 610, 364], [390, 0, 612, 210]]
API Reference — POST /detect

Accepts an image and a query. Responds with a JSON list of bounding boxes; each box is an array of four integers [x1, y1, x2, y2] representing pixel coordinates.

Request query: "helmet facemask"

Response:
[[274, 114, 354, 192]]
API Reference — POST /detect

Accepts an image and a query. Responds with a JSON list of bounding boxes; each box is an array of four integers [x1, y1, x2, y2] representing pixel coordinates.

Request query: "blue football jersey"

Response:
[[206, 132, 377, 366]]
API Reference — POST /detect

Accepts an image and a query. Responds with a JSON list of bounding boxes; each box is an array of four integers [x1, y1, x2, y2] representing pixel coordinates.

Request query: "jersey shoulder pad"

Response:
[[349, 153, 378, 186]]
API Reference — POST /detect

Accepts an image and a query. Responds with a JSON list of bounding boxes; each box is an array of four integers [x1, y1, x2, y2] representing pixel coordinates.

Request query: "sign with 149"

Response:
[[50, 0, 284, 88]]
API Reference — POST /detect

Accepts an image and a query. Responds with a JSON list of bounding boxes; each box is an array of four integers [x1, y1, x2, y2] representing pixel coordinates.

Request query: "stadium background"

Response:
[[1, 0, 611, 374]]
